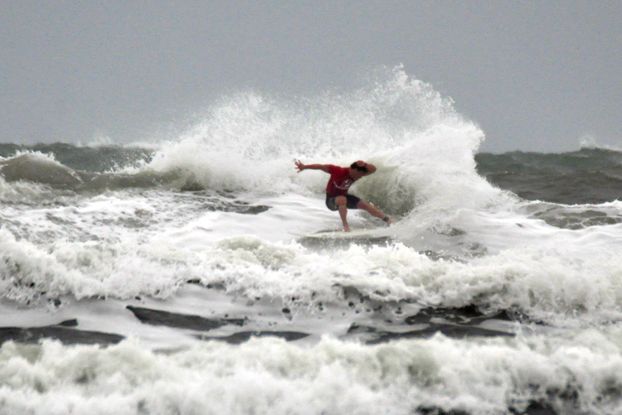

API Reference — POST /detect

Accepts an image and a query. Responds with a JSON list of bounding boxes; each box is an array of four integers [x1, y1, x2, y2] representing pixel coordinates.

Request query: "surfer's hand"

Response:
[[295, 160, 306, 172]]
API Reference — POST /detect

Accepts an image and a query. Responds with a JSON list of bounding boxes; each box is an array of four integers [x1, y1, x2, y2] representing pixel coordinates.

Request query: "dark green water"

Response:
[[476, 148, 622, 204]]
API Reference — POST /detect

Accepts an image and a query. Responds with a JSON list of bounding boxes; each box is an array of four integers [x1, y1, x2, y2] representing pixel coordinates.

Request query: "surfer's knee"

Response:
[[335, 196, 347, 207]]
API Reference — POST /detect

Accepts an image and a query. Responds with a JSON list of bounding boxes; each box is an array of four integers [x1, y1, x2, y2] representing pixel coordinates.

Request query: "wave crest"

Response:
[[140, 67, 494, 217]]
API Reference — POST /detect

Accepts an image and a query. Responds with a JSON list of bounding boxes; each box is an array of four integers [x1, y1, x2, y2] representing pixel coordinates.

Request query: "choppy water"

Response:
[[1, 68, 621, 415]]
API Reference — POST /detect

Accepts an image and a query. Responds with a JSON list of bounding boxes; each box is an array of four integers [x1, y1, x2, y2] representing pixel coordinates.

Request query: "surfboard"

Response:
[[305, 228, 376, 238], [298, 227, 393, 246]]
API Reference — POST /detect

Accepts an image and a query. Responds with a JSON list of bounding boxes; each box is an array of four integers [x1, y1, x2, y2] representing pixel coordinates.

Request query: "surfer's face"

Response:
[[349, 161, 368, 179], [351, 161, 368, 173], [348, 168, 366, 180]]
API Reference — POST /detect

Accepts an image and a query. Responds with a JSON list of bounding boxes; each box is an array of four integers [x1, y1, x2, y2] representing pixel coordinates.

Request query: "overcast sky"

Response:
[[1, 1, 620, 152]]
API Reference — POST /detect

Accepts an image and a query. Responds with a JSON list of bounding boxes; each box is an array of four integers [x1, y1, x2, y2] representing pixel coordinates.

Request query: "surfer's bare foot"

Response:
[[383, 215, 392, 225], [343, 224, 351, 232]]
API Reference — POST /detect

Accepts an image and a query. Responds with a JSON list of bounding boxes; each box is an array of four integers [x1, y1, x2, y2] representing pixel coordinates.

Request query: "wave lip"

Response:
[[0, 151, 184, 194], [0, 153, 83, 189], [0, 142, 152, 173]]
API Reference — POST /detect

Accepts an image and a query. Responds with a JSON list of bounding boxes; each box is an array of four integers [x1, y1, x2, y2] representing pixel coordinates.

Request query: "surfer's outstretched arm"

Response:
[[295, 160, 330, 173]]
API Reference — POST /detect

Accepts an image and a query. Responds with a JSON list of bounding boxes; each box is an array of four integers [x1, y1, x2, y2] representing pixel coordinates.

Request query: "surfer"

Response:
[[295, 160, 392, 232]]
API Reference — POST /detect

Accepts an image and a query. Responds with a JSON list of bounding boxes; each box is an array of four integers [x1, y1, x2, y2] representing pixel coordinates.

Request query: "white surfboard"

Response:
[[298, 227, 393, 245]]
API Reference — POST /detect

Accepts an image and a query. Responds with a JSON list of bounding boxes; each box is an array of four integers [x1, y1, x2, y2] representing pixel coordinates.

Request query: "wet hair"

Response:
[[350, 162, 368, 173]]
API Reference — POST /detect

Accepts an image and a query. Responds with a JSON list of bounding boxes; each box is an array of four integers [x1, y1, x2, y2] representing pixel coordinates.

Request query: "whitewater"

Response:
[[1, 68, 621, 415]]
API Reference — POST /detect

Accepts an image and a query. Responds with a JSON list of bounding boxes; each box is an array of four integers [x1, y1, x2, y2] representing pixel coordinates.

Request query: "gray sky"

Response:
[[1, 1, 621, 152]]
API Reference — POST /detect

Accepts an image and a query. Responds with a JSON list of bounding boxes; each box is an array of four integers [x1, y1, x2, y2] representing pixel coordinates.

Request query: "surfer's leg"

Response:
[[335, 196, 350, 232], [325, 196, 338, 211], [345, 195, 361, 209], [357, 200, 392, 224]]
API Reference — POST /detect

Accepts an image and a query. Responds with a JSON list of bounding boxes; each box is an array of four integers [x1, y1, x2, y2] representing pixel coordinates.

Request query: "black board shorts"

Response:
[[325, 194, 361, 211]]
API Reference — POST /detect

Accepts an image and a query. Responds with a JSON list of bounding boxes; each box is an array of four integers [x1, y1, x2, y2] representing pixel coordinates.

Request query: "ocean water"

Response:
[[1, 68, 621, 415]]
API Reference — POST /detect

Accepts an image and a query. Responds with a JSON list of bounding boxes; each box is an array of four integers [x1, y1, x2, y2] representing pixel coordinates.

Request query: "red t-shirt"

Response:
[[326, 165, 355, 197]]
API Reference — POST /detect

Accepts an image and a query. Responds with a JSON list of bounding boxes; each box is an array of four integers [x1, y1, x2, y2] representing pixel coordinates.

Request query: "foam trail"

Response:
[[1, 332, 622, 415], [2, 224, 621, 325]]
